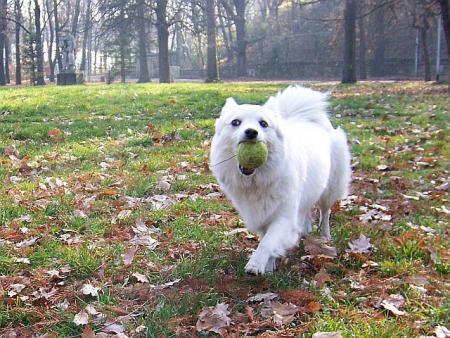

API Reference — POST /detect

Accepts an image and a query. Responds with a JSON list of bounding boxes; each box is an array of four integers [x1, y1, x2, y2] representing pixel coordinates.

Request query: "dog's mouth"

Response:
[[239, 165, 255, 176]]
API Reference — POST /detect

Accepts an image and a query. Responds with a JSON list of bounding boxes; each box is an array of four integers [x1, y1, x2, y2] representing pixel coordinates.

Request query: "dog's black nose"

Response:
[[244, 128, 258, 139]]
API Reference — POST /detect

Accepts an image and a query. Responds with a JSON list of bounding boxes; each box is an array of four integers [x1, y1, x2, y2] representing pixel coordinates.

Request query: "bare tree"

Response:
[[137, 0, 150, 83], [221, 0, 248, 76], [34, 0, 45, 84], [206, 0, 219, 82], [358, 5, 367, 80], [342, 0, 356, 83], [14, 0, 21, 84], [156, 0, 170, 82], [0, 0, 6, 85]]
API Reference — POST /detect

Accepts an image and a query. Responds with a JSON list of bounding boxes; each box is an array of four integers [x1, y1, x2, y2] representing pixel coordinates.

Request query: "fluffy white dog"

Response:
[[210, 86, 351, 275]]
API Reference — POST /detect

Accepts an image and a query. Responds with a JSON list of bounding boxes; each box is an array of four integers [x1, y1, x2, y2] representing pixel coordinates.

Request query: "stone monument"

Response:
[[57, 32, 77, 85]]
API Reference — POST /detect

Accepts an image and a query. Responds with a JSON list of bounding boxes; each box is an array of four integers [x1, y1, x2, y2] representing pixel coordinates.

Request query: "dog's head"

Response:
[[213, 97, 283, 176]]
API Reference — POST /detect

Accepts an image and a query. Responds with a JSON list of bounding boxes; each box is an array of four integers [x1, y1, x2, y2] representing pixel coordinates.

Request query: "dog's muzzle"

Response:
[[239, 165, 255, 176]]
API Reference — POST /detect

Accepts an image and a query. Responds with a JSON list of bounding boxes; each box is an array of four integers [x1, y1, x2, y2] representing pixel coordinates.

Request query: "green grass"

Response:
[[0, 82, 449, 336]]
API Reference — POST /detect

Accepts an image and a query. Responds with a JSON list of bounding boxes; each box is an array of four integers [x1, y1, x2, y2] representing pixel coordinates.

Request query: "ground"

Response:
[[0, 82, 448, 337]]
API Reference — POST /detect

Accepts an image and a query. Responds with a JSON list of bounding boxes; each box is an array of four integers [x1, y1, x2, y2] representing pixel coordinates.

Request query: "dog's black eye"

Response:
[[231, 119, 241, 127], [259, 120, 269, 128]]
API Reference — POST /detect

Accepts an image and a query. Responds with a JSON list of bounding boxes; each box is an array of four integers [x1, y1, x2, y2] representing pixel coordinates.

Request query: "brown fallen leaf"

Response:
[[304, 301, 321, 313], [122, 246, 138, 266], [196, 303, 231, 335], [314, 268, 332, 288], [303, 236, 337, 258], [270, 301, 299, 325], [81, 326, 96, 338], [48, 128, 63, 141]]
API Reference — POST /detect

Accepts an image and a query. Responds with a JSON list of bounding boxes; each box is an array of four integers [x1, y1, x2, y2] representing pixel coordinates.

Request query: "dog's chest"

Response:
[[231, 183, 283, 231]]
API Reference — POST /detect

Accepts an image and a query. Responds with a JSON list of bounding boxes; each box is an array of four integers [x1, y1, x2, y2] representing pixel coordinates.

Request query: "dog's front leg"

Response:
[[245, 215, 301, 275]]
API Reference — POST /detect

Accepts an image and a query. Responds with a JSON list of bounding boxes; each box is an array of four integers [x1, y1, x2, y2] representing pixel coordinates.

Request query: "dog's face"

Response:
[[213, 97, 283, 175]]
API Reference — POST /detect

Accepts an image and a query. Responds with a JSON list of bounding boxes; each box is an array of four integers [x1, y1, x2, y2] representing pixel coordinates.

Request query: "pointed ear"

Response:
[[264, 96, 279, 112], [222, 97, 238, 114]]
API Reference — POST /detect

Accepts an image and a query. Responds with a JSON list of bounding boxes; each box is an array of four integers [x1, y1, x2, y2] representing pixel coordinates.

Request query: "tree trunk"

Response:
[[54, 0, 62, 71], [137, 0, 150, 82], [45, 0, 54, 81], [206, 0, 219, 82], [342, 0, 356, 83], [420, 25, 431, 81], [79, 0, 91, 72], [437, 0, 449, 88], [34, 0, 45, 85], [234, 0, 247, 77], [358, 10, 367, 80], [156, 0, 170, 83], [217, 4, 233, 62], [0, 0, 6, 85], [119, 8, 126, 83], [372, 6, 386, 77], [14, 0, 21, 84], [5, 34, 10, 83]]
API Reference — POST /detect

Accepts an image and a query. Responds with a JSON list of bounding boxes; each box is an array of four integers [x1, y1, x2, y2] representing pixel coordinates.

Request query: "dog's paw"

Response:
[[264, 257, 277, 273], [245, 259, 267, 275]]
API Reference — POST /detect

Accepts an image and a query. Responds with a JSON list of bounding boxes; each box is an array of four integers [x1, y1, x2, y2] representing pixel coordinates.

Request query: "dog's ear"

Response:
[[221, 97, 238, 115], [264, 96, 279, 112]]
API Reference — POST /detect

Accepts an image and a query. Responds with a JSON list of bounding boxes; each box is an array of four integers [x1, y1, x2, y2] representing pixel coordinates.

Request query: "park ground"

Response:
[[0, 81, 448, 337]]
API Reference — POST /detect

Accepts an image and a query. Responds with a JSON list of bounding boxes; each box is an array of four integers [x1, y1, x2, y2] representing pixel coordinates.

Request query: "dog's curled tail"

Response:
[[264, 85, 333, 130]]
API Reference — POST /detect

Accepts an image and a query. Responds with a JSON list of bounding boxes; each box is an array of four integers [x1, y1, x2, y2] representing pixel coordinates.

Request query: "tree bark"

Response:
[[14, 0, 21, 84], [206, 0, 219, 82], [358, 10, 367, 80], [34, 0, 45, 85], [342, 0, 356, 83], [217, 3, 233, 62], [5, 34, 10, 83], [54, 0, 62, 71], [45, 0, 54, 81], [420, 24, 431, 81], [437, 0, 449, 88], [234, 0, 247, 76], [156, 0, 170, 83], [0, 0, 6, 85], [137, 0, 150, 82], [119, 8, 126, 83], [79, 0, 91, 72]]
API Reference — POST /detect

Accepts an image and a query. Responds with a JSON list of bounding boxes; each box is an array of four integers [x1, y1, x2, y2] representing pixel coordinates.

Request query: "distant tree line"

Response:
[[0, 0, 449, 85]]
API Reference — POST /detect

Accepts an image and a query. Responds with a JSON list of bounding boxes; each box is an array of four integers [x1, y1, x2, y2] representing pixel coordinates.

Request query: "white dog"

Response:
[[210, 86, 351, 275]]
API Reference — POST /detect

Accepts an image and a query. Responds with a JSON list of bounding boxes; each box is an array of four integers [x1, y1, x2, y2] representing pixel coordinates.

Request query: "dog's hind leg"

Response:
[[318, 206, 331, 240], [304, 209, 313, 233]]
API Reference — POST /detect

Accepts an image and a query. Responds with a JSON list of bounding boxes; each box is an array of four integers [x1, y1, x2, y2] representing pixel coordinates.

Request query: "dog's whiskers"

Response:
[[210, 154, 237, 167]]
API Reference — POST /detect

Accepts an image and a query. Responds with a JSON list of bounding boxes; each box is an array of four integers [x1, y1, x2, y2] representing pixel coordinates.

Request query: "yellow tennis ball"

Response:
[[237, 141, 268, 169]]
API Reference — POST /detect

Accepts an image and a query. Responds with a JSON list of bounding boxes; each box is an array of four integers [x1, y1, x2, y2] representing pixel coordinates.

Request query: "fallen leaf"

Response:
[[81, 283, 100, 297], [102, 323, 125, 334], [303, 236, 337, 258], [270, 301, 299, 325], [196, 303, 231, 335], [380, 294, 406, 316], [8, 283, 26, 297], [346, 234, 374, 254], [304, 301, 321, 313], [246, 292, 278, 303], [435, 325, 450, 338], [48, 128, 63, 140], [122, 246, 138, 266], [16, 236, 40, 248], [74, 309, 89, 326], [314, 268, 332, 288], [131, 272, 149, 283], [81, 326, 96, 338]]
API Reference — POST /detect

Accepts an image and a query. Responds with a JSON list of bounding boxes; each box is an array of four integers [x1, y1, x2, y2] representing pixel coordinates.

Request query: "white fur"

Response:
[[210, 86, 351, 275]]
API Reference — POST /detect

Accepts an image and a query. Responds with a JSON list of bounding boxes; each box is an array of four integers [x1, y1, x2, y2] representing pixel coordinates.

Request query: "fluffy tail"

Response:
[[264, 85, 333, 130]]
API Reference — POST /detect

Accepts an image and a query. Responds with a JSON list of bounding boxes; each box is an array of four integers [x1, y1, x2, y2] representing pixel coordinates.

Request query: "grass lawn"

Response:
[[0, 81, 448, 337]]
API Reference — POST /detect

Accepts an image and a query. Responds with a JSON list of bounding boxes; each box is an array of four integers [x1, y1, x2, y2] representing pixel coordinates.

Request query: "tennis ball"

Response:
[[237, 141, 268, 169]]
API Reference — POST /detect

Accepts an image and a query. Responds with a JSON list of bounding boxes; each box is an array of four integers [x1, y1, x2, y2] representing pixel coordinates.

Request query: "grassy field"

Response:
[[0, 82, 448, 337]]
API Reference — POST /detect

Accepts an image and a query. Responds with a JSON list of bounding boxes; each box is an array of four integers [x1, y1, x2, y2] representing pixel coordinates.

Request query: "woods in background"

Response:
[[0, 0, 449, 85]]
